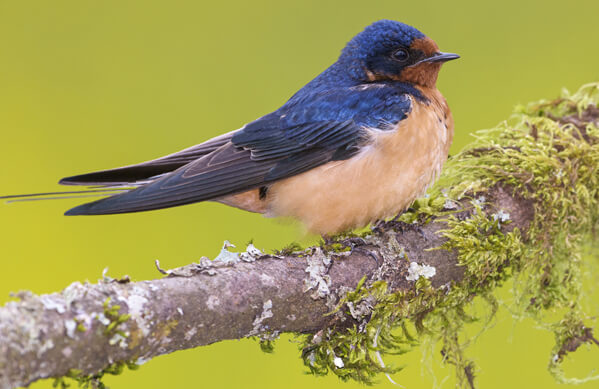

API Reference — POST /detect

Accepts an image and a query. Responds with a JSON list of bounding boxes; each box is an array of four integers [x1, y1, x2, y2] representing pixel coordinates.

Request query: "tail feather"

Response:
[[60, 131, 236, 186], [2, 131, 241, 213], [58, 165, 176, 186], [0, 188, 129, 203]]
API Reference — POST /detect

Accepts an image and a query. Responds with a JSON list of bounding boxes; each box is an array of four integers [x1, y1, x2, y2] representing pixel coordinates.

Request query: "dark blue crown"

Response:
[[340, 20, 425, 62], [333, 20, 426, 82]]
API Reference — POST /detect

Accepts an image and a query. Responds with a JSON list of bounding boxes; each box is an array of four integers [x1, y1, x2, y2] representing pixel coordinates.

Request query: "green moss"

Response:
[[53, 361, 140, 389], [299, 83, 599, 387], [259, 338, 276, 353], [51, 299, 139, 388], [102, 297, 131, 337], [274, 241, 305, 256]]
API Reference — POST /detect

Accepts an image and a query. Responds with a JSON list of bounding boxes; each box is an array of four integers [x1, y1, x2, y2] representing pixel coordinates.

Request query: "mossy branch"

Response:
[[1, 84, 598, 389]]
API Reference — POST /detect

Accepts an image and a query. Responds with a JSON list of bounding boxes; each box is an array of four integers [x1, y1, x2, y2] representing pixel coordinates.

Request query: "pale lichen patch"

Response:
[[117, 286, 150, 337], [184, 327, 197, 341], [62, 282, 86, 308], [303, 248, 332, 300], [248, 300, 273, 336], [492, 209, 511, 228], [473, 195, 486, 206], [64, 320, 77, 339], [367, 231, 408, 282], [37, 339, 54, 357], [214, 240, 240, 264], [96, 313, 110, 326], [109, 333, 128, 348], [135, 357, 151, 366], [444, 199, 458, 209], [347, 297, 375, 321], [240, 243, 263, 262], [40, 295, 66, 314], [405, 262, 437, 281]]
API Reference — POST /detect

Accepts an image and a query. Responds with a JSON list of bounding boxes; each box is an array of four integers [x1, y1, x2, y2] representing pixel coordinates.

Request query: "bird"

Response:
[[18, 20, 459, 235]]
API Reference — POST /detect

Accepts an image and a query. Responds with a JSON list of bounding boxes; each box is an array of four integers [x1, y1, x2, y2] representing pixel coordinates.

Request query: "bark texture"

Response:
[[0, 185, 532, 389]]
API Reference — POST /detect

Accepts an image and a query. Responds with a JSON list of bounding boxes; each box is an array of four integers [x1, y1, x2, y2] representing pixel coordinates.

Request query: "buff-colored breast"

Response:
[[266, 87, 453, 234]]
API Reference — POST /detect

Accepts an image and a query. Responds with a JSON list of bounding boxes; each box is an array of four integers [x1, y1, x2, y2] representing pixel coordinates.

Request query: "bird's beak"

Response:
[[411, 52, 460, 66]]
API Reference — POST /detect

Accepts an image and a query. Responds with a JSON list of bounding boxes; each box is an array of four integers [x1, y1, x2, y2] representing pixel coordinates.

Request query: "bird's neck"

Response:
[[304, 62, 359, 91], [289, 61, 436, 107]]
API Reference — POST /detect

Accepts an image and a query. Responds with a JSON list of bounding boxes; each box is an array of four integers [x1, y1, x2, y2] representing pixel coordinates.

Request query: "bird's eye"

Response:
[[392, 48, 409, 63]]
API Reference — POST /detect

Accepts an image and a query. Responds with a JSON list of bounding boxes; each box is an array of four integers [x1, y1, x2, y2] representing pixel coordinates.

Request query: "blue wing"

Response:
[[64, 84, 412, 215], [233, 84, 412, 179]]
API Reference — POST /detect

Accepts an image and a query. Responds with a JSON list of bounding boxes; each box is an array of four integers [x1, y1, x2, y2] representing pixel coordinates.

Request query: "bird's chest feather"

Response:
[[268, 87, 453, 234]]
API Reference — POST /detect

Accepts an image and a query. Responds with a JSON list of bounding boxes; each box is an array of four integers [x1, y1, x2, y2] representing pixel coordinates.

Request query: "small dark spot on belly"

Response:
[[259, 186, 268, 200]]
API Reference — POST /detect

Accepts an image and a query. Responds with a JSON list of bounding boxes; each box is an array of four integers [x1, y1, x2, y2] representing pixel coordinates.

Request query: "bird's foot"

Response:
[[351, 246, 381, 267]]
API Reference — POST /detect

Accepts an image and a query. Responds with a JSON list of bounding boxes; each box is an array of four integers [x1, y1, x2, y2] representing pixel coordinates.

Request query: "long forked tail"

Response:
[[1, 130, 240, 214]]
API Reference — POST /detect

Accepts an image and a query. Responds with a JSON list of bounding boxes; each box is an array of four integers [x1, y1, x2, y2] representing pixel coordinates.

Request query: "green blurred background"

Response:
[[1, 0, 598, 388]]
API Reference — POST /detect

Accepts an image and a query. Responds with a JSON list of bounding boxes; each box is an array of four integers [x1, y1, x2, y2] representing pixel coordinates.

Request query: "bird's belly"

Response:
[[267, 97, 453, 234], [214, 189, 267, 213]]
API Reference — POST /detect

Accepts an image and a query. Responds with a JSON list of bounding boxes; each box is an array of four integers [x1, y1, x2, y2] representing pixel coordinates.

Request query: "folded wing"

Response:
[[63, 85, 411, 215], [64, 121, 363, 215]]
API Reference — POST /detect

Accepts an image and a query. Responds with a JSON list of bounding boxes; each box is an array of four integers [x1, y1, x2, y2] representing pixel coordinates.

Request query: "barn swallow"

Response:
[[24, 20, 459, 234]]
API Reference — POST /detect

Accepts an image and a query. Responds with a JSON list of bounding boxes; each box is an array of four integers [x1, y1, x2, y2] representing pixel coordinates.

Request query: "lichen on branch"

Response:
[[300, 83, 599, 386]]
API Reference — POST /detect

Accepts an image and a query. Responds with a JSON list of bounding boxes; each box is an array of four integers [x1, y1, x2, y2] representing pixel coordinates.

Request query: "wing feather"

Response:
[[60, 130, 236, 186]]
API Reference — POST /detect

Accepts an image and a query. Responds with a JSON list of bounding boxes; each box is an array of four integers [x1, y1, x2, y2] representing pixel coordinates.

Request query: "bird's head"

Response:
[[339, 20, 459, 88]]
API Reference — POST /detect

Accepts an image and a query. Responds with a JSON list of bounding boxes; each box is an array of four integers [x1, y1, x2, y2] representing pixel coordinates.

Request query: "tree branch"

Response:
[[0, 184, 532, 388], [1, 84, 598, 389]]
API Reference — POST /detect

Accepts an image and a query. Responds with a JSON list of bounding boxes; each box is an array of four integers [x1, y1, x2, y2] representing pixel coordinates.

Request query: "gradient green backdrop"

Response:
[[1, 1, 598, 388]]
